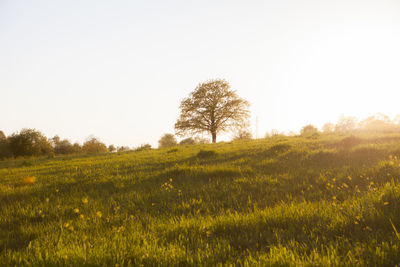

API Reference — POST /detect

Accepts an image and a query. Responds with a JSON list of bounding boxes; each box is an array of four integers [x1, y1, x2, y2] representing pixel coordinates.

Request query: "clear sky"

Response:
[[1, 0, 400, 147]]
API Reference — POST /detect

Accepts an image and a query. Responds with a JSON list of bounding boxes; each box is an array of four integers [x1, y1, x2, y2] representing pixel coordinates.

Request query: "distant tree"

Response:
[[51, 135, 75, 155], [51, 135, 61, 146], [175, 79, 250, 143], [359, 113, 393, 133], [134, 144, 152, 151], [72, 143, 82, 154], [82, 137, 108, 154], [0, 130, 11, 159], [108, 144, 116, 152], [8, 128, 53, 157], [194, 136, 210, 144], [265, 129, 281, 138], [300, 124, 319, 136], [158, 133, 178, 148], [335, 115, 358, 133], [117, 146, 130, 152], [0, 131, 6, 140], [179, 137, 196, 146], [393, 114, 400, 125], [322, 123, 335, 134], [233, 128, 253, 141]]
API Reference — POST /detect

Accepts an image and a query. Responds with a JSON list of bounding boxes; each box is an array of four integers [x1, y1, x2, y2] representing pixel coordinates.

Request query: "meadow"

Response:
[[1, 133, 400, 266]]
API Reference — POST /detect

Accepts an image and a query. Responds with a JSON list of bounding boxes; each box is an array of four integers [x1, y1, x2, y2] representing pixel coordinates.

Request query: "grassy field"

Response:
[[1, 133, 400, 266]]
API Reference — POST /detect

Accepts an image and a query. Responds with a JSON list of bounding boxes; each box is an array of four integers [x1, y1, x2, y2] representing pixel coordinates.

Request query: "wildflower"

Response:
[[342, 183, 348, 188], [332, 178, 336, 182], [69, 226, 74, 231], [56, 189, 59, 193], [24, 176, 35, 185], [354, 221, 359, 225], [332, 196, 336, 200], [348, 176, 352, 181], [80, 214, 85, 219], [73, 208, 80, 214], [82, 198, 88, 204], [64, 223, 70, 228], [384, 202, 389, 205], [45, 198, 50, 203], [169, 178, 173, 182], [96, 211, 102, 218], [151, 203, 155, 206], [355, 216, 360, 220]]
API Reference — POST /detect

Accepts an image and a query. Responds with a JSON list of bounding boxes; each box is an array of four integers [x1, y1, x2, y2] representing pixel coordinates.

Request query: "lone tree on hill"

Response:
[[175, 79, 250, 143]]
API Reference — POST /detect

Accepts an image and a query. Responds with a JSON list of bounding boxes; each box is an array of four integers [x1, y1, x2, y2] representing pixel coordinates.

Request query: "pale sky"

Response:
[[1, 0, 400, 147]]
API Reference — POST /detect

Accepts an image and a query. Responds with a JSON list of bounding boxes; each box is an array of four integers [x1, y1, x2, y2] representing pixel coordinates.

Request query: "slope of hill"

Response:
[[1, 134, 400, 265]]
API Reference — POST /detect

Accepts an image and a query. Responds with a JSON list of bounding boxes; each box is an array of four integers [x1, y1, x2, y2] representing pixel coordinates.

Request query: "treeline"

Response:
[[0, 128, 150, 160], [267, 113, 400, 138]]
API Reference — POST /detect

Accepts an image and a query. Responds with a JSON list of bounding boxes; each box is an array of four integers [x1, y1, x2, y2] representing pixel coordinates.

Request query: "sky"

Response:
[[1, 0, 400, 147]]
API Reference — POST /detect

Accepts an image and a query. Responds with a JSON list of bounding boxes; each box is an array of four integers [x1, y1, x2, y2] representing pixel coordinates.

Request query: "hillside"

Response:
[[1, 134, 400, 265]]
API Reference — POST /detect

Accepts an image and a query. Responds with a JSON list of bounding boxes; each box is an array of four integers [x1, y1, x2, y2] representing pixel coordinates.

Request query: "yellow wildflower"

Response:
[[73, 208, 80, 214], [82, 198, 88, 204], [96, 211, 102, 218]]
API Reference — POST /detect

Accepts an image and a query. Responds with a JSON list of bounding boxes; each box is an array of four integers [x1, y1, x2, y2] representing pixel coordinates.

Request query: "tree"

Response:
[[322, 123, 334, 134], [179, 137, 196, 146], [158, 133, 177, 148], [0, 131, 6, 140], [335, 115, 358, 133], [300, 124, 319, 136], [0, 130, 11, 159], [117, 146, 130, 152], [72, 143, 82, 154], [175, 79, 250, 143], [82, 137, 108, 154], [8, 128, 53, 157], [233, 128, 253, 141], [108, 144, 116, 152], [265, 129, 281, 138], [134, 144, 152, 152], [51, 135, 75, 155], [359, 113, 393, 133]]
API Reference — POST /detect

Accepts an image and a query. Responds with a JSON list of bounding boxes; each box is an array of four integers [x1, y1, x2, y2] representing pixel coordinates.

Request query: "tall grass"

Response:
[[1, 134, 400, 265]]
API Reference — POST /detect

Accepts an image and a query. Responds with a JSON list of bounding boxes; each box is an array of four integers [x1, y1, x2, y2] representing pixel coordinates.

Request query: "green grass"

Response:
[[2, 134, 400, 265]]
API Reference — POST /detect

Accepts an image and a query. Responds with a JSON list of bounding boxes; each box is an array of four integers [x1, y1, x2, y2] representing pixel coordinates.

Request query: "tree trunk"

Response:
[[212, 131, 217, 143]]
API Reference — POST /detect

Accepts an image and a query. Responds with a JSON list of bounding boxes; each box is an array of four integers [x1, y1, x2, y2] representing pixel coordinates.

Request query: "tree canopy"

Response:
[[158, 133, 177, 148], [82, 137, 108, 154], [175, 79, 250, 143], [8, 128, 52, 157]]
